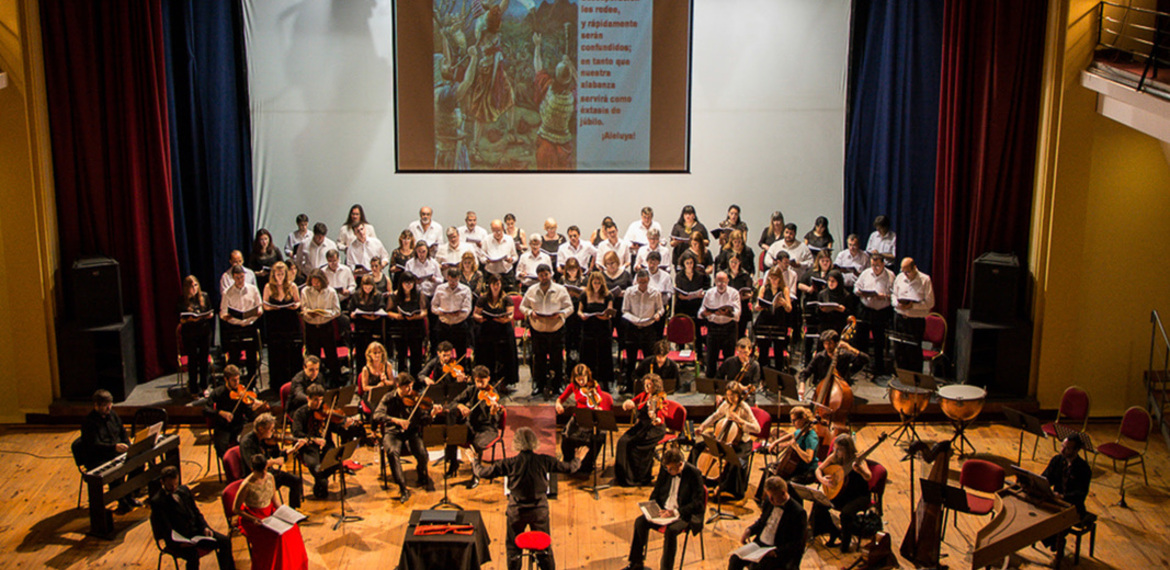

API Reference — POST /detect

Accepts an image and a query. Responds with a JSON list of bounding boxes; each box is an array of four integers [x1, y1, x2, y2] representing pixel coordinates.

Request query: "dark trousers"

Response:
[[579, 333, 614, 391], [383, 429, 431, 490], [304, 321, 341, 387], [394, 334, 426, 378], [530, 328, 565, 392], [272, 467, 303, 508], [561, 422, 606, 473], [435, 320, 470, 358], [623, 323, 660, 387], [705, 321, 737, 375], [220, 323, 259, 378], [267, 334, 302, 390], [858, 306, 893, 375], [507, 504, 553, 570], [180, 329, 212, 392], [893, 314, 926, 373], [211, 425, 242, 460], [445, 425, 500, 473], [754, 313, 790, 372], [166, 529, 235, 570], [299, 444, 336, 497], [475, 329, 520, 386], [629, 515, 689, 570]]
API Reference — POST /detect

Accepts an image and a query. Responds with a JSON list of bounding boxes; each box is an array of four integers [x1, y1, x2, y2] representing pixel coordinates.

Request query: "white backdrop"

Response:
[[244, 0, 850, 245]]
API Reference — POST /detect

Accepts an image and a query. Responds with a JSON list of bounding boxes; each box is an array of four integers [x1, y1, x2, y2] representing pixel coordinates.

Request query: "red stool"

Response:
[[515, 530, 551, 570]]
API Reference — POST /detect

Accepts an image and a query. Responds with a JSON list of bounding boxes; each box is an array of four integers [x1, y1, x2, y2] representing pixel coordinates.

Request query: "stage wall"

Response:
[[244, 0, 850, 244]]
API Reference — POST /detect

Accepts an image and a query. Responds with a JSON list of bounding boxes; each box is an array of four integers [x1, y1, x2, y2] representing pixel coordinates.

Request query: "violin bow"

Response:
[[467, 378, 507, 415], [228, 369, 263, 416]]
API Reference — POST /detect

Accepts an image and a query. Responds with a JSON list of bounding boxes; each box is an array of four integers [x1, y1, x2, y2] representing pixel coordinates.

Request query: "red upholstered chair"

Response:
[[203, 412, 223, 482], [487, 409, 508, 462], [866, 459, 888, 516], [657, 400, 688, 453], [511, 295, 529, 359], [223, 446, 245, 483], [516, 530, 551, 570], [665, 315, 698, 372], [921, 312, 947, 368], [744, 406, 773, 474], [279, 382, 293, 421], [951, 459, 1005, 533], [220, 479, 243, 532], [1035, 386, 1090, 459], [1096, 406, 1151, 493]]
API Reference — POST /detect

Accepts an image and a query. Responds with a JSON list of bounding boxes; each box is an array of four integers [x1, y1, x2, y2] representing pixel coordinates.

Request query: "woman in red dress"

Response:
[[233, 453, 309, 570]]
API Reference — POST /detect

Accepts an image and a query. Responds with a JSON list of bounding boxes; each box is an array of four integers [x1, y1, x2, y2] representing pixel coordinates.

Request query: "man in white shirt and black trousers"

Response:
[[622, 269, 665, 392], [219, 265, 264, 377], [431, 267, 473, 358], [729, 475, 807, 570], [699, 271, 741, 377], [521, 264, 574, 397], [854, 254, 895, 378], [622, 447, 705, 570], [891, 257, 935, 373]]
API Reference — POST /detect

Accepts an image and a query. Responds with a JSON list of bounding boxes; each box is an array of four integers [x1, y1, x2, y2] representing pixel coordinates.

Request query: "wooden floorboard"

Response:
[[0, 418, 1168, 569]]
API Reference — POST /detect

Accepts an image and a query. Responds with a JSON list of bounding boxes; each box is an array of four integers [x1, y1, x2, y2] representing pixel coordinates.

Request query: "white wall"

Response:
[[245, 0, 850, 245]]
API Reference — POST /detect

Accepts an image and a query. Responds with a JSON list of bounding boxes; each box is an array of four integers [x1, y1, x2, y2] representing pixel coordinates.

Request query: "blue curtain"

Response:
[[844, 0, 943, 271], [163, 0, 254, 289]]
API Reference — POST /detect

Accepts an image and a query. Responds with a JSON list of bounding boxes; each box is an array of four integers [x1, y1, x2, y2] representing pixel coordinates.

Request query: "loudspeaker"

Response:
[[71, 257, 123, 326], [58, 316, 139, 401], [955, 310, 1031, 397], [970, 252, 1019, 324]]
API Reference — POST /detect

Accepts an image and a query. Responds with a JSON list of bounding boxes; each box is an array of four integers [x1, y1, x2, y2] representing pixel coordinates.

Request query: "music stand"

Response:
[[365, 385, 391, 412], [423, 423, 469, 510], [321, 440, 362, 530], [695, 378, 729, 403], [919, 477, 971, 541], [1052, 423, 1095, 454], [699, 434, 741, 524], [790, 482, 833, 508], [661, 375, 679, 395], [886, 329, 921, 372], [1002, 407, 1045, 465], [573, 407, 619, 499], [762, 367, 800, 403]]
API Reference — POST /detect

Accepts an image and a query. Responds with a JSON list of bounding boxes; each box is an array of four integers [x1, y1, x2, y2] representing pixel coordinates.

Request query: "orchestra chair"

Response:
[[865, 459, 888, 517], [743, 406, 773, 475], [151, 505, 214, 570], [652, 489, 707, 569], [70, 437, 88, 508], [220, 479, 243, 535], [132, 407, 169, 436], [463, 409, 508, 464], [1035, 385, 1090, 459], [944, 459, 1005, 538], [664, 315, 698, 374], [1095, 406, 1151, 492], [203, 411, 223, 482], [657, 400, 688, 456], [515, 530, 551, 570], [223, 446, 245, 483], [922, 312, 947, 372], [279, 382, 294, 424]]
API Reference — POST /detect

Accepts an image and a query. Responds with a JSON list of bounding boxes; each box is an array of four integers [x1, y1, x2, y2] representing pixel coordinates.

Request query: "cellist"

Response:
[[796, 329, 869, 399], [687, 381, 759, 501]]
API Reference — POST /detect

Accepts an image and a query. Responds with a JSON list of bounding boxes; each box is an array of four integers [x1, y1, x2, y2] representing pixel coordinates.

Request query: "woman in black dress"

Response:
[[349, 274, 388, 373], [816, 269, 855, 335], [262, 262, 302, 389], [725, 254, 755, 340], [799, 251, 834, 357], [178, 275, 215, 394], [812, 434, 873, 553], [614, 374, 669, 486], [670, 205, 708, 263], [578, 270, 615, 391], [754, 266, 794, 372], [716, 229, 755, 276], [560, 257, 587, 373], [248, 229, 283, 293], [681, 231, 714, 275], [804, 215, 835, 254], [388, 273, 427, 377], [389, 230, 415, 289], [472, 274, 519, 387]]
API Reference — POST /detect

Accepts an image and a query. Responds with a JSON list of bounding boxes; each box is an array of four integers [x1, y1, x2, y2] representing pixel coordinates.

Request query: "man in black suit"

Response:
[[730, 476, 806, 570], [149, 466, 235, 569], [79, 389, 139, 512], [623, 447, 705, 570]]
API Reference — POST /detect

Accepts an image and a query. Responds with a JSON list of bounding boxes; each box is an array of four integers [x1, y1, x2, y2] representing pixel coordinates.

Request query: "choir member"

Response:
[[891, 257, 935, 373], [179, 275, 214, 394], [337, 203, 377, 251], [521, 264, 573, 396], [699, 272, 740, 375], [579, 270, 616, 391]]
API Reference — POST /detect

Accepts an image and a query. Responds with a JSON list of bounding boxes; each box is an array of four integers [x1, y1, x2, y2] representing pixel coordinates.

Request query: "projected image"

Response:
[[434, 0, 578, 171]]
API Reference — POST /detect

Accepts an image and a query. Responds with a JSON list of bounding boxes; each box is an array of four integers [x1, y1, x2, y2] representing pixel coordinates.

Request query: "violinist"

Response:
[[615, 374, 669, 487], [292, 384, 364, 499], [716, 338, 762, 398], [687, 381, 759, 500], [238, 413, 305, 508], [796, 329, 869, 398], [372, 373, 438, 502], [205, 365, 266, 460], [287, 355, 324, 417], [633, 340, 679, 394], [445, 366, 502, 488], [420, 341, 467, 385], [555, 364, 610, 475]]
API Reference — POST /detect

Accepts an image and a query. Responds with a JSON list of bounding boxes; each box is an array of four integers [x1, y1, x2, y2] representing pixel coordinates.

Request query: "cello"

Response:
[[811, 316, 857, 440]]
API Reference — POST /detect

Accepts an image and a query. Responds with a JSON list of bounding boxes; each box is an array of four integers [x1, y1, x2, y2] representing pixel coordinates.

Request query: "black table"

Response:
[[398, 509, 492, 570]]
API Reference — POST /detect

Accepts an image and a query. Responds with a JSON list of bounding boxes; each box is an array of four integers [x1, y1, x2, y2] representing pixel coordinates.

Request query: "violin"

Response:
[[469, 379, 506, 416], [437, 354, 468, 383], [583, 386, 602, 409], [230, 383, 259, 406], [403, 384, 437, 424], [641, 391, 668, 425]]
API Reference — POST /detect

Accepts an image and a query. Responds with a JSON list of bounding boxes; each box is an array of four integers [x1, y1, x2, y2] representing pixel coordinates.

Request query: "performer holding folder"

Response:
[[233, 454, 308, 569]]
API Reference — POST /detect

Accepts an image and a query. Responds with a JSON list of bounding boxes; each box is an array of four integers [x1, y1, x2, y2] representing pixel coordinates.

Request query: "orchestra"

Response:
[[71, 201, 1117, 570]]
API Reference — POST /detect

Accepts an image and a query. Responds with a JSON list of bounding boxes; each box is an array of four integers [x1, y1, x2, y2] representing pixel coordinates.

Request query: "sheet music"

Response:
[[261, 505, 306, 536], [638, 500, 679, 526], [731, 542, 775, 562]]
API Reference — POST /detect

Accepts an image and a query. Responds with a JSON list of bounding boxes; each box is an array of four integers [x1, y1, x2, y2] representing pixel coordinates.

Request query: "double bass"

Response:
[[811, 316, 857, 442]]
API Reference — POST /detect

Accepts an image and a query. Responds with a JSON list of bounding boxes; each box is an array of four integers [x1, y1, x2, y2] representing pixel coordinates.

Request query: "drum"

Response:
[[888, 378, 933, 417], [938, 385, 986, 423]]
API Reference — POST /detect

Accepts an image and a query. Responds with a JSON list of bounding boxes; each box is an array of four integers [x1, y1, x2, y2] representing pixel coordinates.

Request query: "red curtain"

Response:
[[931, 0, 1048, 322], [41, 0, 181, 380]]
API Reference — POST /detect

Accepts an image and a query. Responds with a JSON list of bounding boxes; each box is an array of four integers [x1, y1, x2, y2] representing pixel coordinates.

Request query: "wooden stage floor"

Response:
[[1, 419, 1167, 569]]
